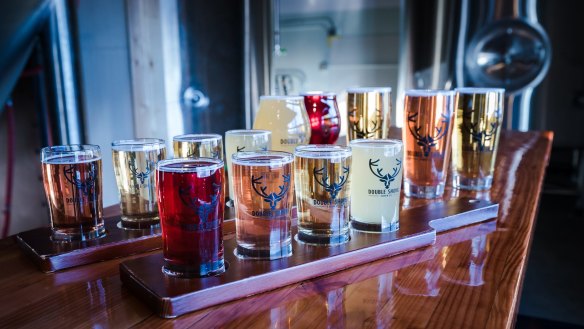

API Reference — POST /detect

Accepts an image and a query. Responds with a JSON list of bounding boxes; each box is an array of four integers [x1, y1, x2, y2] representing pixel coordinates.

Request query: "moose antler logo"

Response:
[[462, 108, 499, 151], [186, 146, 198, 158], [179, 183, 221, 223], [369, 158, 402, 189], [63, 163, 96, 196], [407, 111, 450, 157], [313, 166, 350, 200], [251, 174, 290, 210], [349, 108, 382, 139], [129, 157, 154, 185]]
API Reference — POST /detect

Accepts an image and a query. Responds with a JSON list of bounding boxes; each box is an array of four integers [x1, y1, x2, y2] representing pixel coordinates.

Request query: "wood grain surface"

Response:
[[0, 130, 553, 328]]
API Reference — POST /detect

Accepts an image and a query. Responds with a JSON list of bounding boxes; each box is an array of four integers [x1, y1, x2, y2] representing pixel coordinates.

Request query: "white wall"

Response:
[[77, 0, 135, 206], [273, 4, 401, 134]]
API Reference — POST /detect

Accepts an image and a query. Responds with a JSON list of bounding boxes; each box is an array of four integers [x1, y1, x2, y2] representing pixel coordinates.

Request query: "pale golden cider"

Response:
[[451, 88, 504, 190], [112, 139, 166, 228], [173, 134, 223, 160], [346, 87, 392, 141], [294, 145, 351, 245]]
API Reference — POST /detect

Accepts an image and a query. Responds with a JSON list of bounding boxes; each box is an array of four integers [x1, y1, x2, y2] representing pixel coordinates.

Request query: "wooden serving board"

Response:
[[15, 216, 163, 273], [119, 198, 498, 318], [16, 207, 237, 273]]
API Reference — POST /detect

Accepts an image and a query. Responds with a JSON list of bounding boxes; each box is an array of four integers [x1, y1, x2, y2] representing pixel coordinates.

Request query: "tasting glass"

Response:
[[41, 144, 104, 241], [112, 138, 166, 229], [346, 87, 392, 141], [173, 134, 224, 160], [349, 139, 403, 232], [402, 90, 455, 199], [157, 158, 225, 278], [232, 151, 294, 260], [294, 145, 352, 245], [253, 96, 311, 153], [301, 91, 341, 145], [451, 87, 504, 190]]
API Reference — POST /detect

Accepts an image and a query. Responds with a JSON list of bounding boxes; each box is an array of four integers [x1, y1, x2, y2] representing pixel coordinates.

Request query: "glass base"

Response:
[[51, 225, 106, 242], [234, 244, 292, 260], [162, 259, 225, 278], [403, 182, 445, 199], [452, 175, 493, 191], [119, 216, 160, 230], [351, 219, 399, 233], [295, 230, 350, 246]]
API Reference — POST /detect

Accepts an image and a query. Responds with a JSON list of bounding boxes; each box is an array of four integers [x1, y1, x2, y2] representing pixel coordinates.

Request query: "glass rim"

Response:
[[157, 157, 223, 173], [300, 91, 337, 98], [112, 138, 166, 150], [173, 134, 223, 143], [294, 145, 351, 158], [404, 89, 455, 97], [259, 95, 304, 101], [232, 151, 293, 166], [455, 87, 505, 94], [41, 144, 101, 163], [349, 139, 403, 149], [225, 129, 272, 136], [346, 87, 392, 93]]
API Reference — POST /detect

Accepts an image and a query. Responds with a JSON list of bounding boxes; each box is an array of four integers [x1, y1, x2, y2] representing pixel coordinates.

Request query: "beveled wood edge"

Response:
[[14, 235, 52, 272], [430, 203, 500, 232], [19, 235, 163, 273]]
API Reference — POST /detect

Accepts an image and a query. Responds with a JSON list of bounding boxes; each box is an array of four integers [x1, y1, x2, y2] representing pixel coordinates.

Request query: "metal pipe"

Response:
[[50, 0, 82, 144], [244, 0, 252, 129]]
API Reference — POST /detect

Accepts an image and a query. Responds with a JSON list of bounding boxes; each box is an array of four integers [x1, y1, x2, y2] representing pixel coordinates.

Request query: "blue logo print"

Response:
[[369, 158, 402, 189], [129, 157, 154, 186], [64, 163, 96, 196], [349, 108, 381, 138], [462, 108, 499, 151], [179, 183, 221, 223], [251, 174, 290, 210], [313, 166, 350, 200], [407, 112, 450, 157]]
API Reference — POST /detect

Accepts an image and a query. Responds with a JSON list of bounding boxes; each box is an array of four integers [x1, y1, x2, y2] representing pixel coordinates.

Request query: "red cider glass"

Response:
[[302, 92, 341, 144], [157, 158, 225, 278]]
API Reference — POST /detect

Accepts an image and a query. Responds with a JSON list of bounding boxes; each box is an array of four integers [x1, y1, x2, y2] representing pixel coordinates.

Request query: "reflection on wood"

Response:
[[120, 198, 495, 318]]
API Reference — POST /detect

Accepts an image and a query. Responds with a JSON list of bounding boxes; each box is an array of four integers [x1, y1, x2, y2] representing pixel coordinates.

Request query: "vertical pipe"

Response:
[[455, 0, 469, 87], [53, 0, 82, 144], [2, 101, 15, 238], [395, 0, 409, 128], [518, 87, 533, 131], [431, 0, 446, 88], [244, 0, 252, 129]]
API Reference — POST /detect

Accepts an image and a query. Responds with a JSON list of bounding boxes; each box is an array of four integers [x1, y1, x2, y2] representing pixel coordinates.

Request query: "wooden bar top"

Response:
[[0, 130, 553, 328]]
